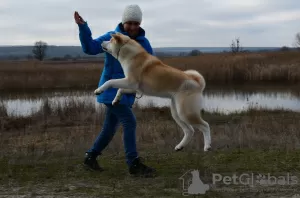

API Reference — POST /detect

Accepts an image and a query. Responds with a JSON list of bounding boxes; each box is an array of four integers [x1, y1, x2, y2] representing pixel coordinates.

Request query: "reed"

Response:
[[0, 51, 299, 90]]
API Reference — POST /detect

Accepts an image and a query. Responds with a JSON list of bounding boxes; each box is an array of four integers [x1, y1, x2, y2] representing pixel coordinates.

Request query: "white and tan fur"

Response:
[[95, 32, 211, 152]]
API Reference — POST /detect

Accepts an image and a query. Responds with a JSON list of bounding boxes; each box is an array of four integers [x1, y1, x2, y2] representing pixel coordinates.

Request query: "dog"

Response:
[[94, 32, 211, 152]]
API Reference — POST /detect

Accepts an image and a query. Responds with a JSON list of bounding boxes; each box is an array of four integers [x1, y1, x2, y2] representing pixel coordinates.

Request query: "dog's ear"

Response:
[[110, 33, 122, 43]]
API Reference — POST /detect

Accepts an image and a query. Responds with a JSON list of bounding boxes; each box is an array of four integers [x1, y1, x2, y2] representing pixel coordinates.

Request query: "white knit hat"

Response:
[[122, 4, 142, 24]]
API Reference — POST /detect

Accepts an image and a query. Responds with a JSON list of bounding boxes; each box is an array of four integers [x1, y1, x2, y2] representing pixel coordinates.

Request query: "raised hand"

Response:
[[74, 11, 85, 25]]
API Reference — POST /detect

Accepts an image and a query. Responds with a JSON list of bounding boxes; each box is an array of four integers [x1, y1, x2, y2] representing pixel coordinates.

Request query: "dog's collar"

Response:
[[116, 39, 130, 60]]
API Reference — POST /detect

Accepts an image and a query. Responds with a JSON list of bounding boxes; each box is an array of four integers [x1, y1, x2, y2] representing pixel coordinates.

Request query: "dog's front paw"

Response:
[[112, 99, 120, 106], [94, 88, 104, 95]]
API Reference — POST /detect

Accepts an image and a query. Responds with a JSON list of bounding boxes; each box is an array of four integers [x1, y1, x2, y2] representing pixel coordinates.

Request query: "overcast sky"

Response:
[[1, 0, 300, 47]]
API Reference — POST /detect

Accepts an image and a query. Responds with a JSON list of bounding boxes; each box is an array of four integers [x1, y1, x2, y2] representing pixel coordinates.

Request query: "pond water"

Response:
[[1, 85, 300, 117]]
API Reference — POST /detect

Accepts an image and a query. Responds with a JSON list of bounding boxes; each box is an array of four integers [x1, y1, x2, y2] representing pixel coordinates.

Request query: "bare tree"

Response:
[[231, 37, 243, 54], [294, 32, 300, 48], [32, 41, 48, 61]]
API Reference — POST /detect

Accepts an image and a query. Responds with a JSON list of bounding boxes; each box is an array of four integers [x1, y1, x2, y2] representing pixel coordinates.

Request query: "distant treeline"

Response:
[[0, 45, 298, 61]]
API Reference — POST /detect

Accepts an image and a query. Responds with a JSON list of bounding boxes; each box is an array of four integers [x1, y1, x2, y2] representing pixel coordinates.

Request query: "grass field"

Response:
[[1, 99, 300, 197], [0, 51, 300, 90], [1, 51, 300, 197]]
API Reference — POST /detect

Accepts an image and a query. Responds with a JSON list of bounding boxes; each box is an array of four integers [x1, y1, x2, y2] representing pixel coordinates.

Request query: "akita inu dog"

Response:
[[94, 32, 211, 152]]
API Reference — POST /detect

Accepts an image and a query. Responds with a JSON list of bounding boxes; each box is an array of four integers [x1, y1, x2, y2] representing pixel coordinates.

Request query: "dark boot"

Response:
[[129, 157, 156, 177], [83, 152, 104, 171]]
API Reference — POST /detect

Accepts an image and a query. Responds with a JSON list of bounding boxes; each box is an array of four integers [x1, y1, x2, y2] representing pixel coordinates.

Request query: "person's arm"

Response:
[[74, 11, 111, 55], [78, 22, 112, 55]]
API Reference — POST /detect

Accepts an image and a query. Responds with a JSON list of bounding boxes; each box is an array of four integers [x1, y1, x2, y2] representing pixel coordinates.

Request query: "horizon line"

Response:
[[0, 45, 284, 48]]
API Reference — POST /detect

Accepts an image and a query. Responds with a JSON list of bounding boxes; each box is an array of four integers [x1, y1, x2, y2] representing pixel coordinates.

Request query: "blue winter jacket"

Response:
[[78, 22, 153, 107]]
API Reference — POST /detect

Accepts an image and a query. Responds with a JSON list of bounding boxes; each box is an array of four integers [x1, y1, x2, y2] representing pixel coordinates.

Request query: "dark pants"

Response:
[[87, 104, 138, 166]]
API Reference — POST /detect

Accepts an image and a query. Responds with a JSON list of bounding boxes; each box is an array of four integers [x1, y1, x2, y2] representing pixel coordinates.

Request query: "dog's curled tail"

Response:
[[184, 70, 206, 92]]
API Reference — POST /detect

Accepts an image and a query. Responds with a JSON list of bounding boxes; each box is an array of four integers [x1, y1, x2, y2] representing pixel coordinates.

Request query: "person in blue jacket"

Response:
[[74, 4, 155, 177]]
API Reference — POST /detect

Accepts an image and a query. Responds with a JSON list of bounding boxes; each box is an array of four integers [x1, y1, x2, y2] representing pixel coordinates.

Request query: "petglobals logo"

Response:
[[212, 173, 298, 186], [179, 170, 299, 196], [179, 169, 210, 196]]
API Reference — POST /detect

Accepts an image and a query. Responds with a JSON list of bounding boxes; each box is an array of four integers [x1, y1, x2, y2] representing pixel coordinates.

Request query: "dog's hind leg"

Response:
[[193, 118, 211, 151], [189, 94, 211, 151], [176, 92, 211, 152], [170, 98, 195, 151]]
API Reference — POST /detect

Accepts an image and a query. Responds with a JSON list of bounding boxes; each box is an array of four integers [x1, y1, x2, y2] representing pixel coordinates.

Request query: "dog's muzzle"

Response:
[[101, 41, 109, 51]]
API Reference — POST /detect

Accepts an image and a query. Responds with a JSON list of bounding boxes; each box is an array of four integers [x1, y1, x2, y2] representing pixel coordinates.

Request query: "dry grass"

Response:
[[0, 51, 300, 90], [1, 99, 300, 197], [1, 98, 300, 159], [161, 51, 300, 84], [0, 60, 102, 90]]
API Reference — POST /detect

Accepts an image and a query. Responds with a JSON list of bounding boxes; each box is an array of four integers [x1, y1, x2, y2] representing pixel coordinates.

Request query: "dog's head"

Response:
[[101, 32, 131, 59]]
